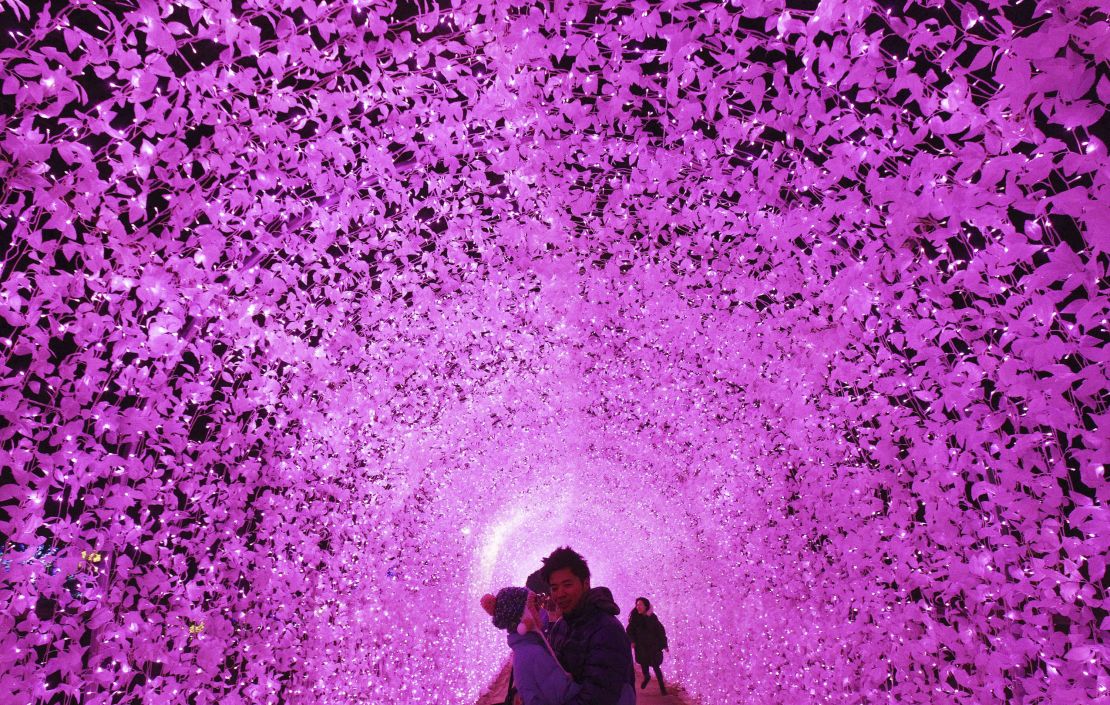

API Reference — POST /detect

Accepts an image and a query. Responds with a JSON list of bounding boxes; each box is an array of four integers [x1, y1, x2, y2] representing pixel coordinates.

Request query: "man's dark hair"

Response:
[[540, 546, 590, 583]]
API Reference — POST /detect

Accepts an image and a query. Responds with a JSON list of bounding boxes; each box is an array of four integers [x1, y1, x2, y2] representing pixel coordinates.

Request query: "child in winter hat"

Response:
[[480, 587, 581, 705], [482, 586, 532, 633]]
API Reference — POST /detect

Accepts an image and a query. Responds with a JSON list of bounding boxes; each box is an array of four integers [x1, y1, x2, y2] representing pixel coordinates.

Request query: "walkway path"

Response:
[[476, 661, 696, 704], [635, 677, 696, 705], [475, 662, 512, 705]]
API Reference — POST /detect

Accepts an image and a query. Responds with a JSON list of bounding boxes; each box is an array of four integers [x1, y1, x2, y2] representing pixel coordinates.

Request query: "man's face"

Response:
[[549, 568, 588, 614]]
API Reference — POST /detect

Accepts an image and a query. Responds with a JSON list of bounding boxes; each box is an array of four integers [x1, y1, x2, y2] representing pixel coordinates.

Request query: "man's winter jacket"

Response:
[[546, 587, 636, 705]]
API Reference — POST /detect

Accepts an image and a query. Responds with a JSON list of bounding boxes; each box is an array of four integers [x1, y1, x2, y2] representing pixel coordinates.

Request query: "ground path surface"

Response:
[[635, 678, 695, 705], [476, 661, 696, 704]]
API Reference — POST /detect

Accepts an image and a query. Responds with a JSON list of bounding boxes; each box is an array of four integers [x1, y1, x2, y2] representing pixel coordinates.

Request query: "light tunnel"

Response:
[[0, 1, 1106, 704]]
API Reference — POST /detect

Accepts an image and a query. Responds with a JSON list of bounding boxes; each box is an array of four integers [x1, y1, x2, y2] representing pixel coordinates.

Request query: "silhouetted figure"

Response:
[[627, 596, 668, 695], [526, 567, 551, 595]]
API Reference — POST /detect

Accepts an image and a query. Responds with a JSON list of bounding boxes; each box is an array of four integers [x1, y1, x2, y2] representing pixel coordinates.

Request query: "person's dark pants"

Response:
[[640, 664, 666, 693]]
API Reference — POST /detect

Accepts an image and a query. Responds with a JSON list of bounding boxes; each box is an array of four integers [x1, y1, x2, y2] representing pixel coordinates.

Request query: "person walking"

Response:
[[626, 596, 668, 695]]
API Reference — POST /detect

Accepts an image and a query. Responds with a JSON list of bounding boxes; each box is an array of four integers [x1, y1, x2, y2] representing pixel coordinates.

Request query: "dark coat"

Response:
[[546, 587, 636, 705], [626, 610, 668, 667]]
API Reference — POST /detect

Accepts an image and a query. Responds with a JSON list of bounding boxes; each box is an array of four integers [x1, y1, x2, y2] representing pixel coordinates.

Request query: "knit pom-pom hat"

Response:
[[492, 587, 530, 632], [480, 593, 497, 616]]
